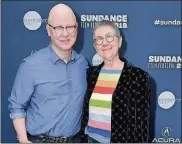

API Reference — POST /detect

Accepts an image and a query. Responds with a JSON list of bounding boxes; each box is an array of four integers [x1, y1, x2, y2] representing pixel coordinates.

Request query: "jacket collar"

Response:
[[92, 57, 132, 75]]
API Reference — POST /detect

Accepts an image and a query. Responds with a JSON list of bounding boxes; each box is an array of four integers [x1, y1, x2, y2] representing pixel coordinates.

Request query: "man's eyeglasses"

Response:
[[47, 24, 77, 35], [94, 34, 119, 45]]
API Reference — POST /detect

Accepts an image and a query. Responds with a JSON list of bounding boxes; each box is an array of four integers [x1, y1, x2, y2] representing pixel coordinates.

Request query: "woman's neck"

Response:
[[103, 56, 124, 70]]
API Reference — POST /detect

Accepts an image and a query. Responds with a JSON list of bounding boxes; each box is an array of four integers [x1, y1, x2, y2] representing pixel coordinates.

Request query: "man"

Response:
[[8, 4, 88, 143]]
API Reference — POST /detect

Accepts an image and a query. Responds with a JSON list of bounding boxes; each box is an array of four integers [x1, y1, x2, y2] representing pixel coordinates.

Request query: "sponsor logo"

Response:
[[152, 127, 181, 143]]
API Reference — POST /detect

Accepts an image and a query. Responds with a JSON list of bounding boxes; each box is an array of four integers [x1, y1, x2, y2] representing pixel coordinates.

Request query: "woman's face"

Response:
[[93, 25, 122, 61]]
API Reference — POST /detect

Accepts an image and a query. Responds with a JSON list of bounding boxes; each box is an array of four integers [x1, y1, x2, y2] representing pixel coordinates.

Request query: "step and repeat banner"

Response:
[[1, 1, 181, 143]]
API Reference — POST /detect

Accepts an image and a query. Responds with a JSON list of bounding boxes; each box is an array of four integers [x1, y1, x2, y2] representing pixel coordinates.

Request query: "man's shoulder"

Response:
[[17, 47, 50, 70], [23, 47, 49, 63]]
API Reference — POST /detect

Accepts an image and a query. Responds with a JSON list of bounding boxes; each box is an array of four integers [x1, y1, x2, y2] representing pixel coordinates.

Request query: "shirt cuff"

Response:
[[10, 112, 26, 119]]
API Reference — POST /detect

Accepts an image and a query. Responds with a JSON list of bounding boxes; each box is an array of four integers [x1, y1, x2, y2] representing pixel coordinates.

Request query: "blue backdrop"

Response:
[[1, 1, 181, 143]]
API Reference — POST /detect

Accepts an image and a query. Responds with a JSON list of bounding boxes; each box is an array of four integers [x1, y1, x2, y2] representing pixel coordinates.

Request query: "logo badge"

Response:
[[162, 127, 172, 137], [158, 91, 176, 109], [23, 11, 42, 30], [92, 53, 103, 66]]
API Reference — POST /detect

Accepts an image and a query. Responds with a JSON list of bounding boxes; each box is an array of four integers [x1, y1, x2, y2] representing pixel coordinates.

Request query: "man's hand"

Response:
[[19, 139, 32, 143], [17, 137, 32, 144]]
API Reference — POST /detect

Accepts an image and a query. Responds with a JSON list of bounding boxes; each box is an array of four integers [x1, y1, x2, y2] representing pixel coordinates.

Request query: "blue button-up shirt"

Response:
[[8, 46, 88, 137]]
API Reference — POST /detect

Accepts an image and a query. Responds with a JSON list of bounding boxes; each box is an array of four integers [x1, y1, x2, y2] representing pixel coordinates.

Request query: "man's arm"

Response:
[[8, 61, 34, 142], [13, 118, 31, 143]]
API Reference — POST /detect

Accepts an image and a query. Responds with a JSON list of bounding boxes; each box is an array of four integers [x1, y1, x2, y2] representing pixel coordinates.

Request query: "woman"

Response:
[[80, 20, 152, 143]]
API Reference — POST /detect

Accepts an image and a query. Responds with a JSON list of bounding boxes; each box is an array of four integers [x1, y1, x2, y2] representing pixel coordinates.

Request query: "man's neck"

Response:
[[52, 46, 72, 62]]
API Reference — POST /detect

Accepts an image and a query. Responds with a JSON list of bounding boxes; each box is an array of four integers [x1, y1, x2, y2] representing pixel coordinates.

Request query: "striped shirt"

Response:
[[85, 68, 122, 143]]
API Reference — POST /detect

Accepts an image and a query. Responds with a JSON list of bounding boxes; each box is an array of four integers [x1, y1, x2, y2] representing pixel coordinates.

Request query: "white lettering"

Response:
[[81, 15, 86, 22], [80, 15, 128, 22], [148, 56, 181, 63], [152, 138, 181, 143]]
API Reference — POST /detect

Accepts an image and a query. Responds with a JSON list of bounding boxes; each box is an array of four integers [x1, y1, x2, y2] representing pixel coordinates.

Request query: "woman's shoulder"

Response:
[[126, 62, 151, 83], [133, 68, 151, 88], [131, 65, 149, 76]]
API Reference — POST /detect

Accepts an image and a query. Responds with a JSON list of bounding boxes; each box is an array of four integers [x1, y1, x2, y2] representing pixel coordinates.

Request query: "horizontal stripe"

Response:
[[86, 126, 111, 137], [98, 73, 121, 81], [91, 93, 112, 101], [89, 99, 111, 108], [100, 68, 122, 74], [93, 86, 115, 94], [89, 113, 111, 123], [89, 106, 111, 116], [88, 120, 111, 131], [85, 127, 111, 143], [96, 80, 118, 88]]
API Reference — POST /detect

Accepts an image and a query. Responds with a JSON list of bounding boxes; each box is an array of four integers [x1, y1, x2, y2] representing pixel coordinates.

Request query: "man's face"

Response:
[[46, 12, 77, 51]]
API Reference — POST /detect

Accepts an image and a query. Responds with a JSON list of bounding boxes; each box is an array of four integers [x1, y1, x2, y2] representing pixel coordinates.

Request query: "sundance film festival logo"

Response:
[[148, 56, 181, 69], [23, 11, 47, 30], [92, 53, 103, 66], [152, 127, 181, 143], [158, 91, 181, 109], [80, 15, 128, 29]]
